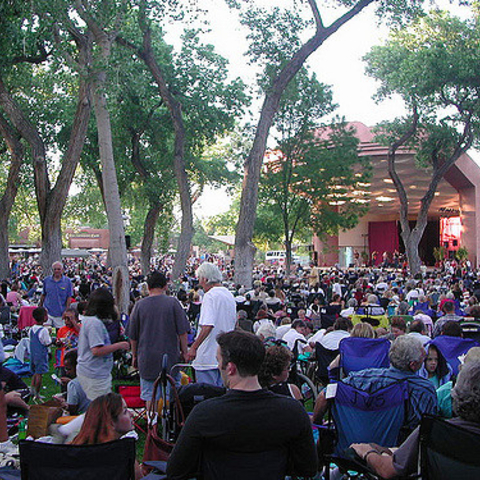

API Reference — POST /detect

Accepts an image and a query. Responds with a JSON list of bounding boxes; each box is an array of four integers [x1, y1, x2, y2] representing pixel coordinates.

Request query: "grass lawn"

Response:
[[21, 353, 148, 461]]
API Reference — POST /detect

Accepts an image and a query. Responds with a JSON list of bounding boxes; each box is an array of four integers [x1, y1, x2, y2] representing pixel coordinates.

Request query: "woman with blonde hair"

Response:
[[329, 321, 375, 370]]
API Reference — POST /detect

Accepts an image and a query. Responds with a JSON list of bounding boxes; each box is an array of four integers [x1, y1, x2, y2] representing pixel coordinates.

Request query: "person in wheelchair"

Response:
[[351, 360, 480, 478]]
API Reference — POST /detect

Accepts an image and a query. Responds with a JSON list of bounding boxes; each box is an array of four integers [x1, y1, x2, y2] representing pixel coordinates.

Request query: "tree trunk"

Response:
[[0, 222, 10, 281], [91, 66, 129, 313], [40, 216, 64, 273], [39, 69, 92, 273], [0, 114, 24, 279], [75, 0, 130, 313], [234, 0, 373, 287], [135, 30, 193, 281], [401, 228, 423, 276], [388, 109, 473, 276], [140, 201, 162, 275], [0, 30, 92, 276], [285, 238, 292, 277]]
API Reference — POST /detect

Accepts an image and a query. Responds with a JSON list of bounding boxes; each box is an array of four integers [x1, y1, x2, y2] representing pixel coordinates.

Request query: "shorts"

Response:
[[77, 373, 112, 401], [47, 315, 64, 329], [194, 368, 224, 387], [140, 372, 181, 402], [30, 355, 49, 375]]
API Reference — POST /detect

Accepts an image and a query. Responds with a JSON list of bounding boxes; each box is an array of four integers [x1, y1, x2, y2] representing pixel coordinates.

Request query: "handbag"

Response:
[[142, 371, 185, 474]]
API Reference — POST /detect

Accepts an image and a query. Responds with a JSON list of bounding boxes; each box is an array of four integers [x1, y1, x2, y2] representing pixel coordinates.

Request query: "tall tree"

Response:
[[117, 4, 248, 279], [365, 10, 480, 273], [73, 0, 130, 313], [0, 1, 92, 273], [229, 0, 425, 287], [0, 115, 24, 278], [259, 68, 370, 274], [261, 124, 371, 275]]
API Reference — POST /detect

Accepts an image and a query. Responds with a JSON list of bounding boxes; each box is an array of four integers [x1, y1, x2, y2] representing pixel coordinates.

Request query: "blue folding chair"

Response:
[[429, 336, 479, 376], [320, 380, 408, 479], [339, 337, 390, 377]]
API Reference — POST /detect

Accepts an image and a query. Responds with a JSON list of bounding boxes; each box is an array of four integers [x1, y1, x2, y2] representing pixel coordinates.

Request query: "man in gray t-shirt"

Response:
[[128, 271, 190, 407]]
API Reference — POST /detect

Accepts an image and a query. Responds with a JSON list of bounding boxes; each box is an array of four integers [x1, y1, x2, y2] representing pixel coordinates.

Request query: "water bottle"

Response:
[[18, 419, 27, 440]]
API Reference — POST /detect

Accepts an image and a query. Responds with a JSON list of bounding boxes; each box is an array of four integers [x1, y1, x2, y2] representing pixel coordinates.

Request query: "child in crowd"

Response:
[[60, 350, 90, 415], [56, 307, 81, 374], [30, 306, 52, 399]]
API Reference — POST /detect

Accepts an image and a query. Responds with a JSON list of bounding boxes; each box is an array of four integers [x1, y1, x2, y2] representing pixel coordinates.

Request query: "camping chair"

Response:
[[339, 337, 390, 377], [460, 320, 480, 342], [19, 437, 136, 480], [429, 335, 479, 376], [319, 380, 408, 480], [117, 384, 148, 434], [314, 343, 339, 386], [419, 414, 480, 479], [352, 309, 390, 329]]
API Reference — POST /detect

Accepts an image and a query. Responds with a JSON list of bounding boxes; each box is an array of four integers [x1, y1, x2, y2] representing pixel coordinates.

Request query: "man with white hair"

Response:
[[313, 335, 437, 429], [186, 263, 236, 386], [40, 261, 73, 329], [351, 359, 480, 478]]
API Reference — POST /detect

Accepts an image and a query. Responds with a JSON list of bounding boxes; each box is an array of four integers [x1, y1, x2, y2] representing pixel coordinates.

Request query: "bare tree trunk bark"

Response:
[[39, 68, 92, 271], [74, 0, 130, 313], [91, 68, 129, 313], [140, 37, 192, 281], [0, 114, 23, 279], [234, 0, 373, 287], [141, 201, 162, 275], [285, 238, 292, 277]]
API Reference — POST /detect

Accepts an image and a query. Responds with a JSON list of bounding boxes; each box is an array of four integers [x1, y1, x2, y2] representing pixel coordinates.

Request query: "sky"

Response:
[[168, 0, 475, 219]]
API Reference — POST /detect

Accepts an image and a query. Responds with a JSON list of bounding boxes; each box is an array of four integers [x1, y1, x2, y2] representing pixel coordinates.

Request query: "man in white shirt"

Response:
[[407, 319, 431, 346], [340, 298, 357, 317], [320, 317, 352, 350], [283, 320, 311, 354], [186, 263, 236, 386]]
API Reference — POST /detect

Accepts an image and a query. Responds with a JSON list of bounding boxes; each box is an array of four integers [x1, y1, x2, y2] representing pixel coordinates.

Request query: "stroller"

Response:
[[142, 357, 225, 478]]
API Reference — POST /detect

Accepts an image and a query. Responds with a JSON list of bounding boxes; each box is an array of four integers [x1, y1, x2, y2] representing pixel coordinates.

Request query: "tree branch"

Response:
[[307, 0, 324, 30], [387, 106, 419, 231], [11, 42, 50, 65]]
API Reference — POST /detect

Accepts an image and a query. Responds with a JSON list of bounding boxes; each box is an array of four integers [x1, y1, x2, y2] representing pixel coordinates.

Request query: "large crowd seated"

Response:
[[0, 252, 479, 479]]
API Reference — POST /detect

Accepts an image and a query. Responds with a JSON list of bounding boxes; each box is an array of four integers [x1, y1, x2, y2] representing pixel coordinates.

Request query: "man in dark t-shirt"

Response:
[[127, 271, 189, 408], [167, 331, 317, 480]]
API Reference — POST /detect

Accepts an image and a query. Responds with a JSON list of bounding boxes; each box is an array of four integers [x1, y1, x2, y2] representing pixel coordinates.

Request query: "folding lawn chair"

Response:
[[339, 337, 390, 378], [460, 320, 480, 343], [319, 380, 408, 480], [19, 437, 136, 480], [314, 343, 339, 386], [429, 335, 479, 376], [117, 384, 148, 434], [175, 382, 226, 418], [419, 414, 480, 480]]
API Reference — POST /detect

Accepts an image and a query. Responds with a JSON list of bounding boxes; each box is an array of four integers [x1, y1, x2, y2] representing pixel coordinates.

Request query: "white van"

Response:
[[265, 251, 286, 263]]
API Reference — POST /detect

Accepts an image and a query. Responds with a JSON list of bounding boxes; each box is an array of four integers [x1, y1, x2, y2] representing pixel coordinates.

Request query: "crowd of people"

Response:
[[0, 252, 479, 478]]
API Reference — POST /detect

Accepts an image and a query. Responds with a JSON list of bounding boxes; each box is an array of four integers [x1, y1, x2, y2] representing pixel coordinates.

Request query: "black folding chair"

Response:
[[419, 414, 480, 480], [460, 320, 480, 343], [19, 438, 136, 480], [314, 343, 339, 386]]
